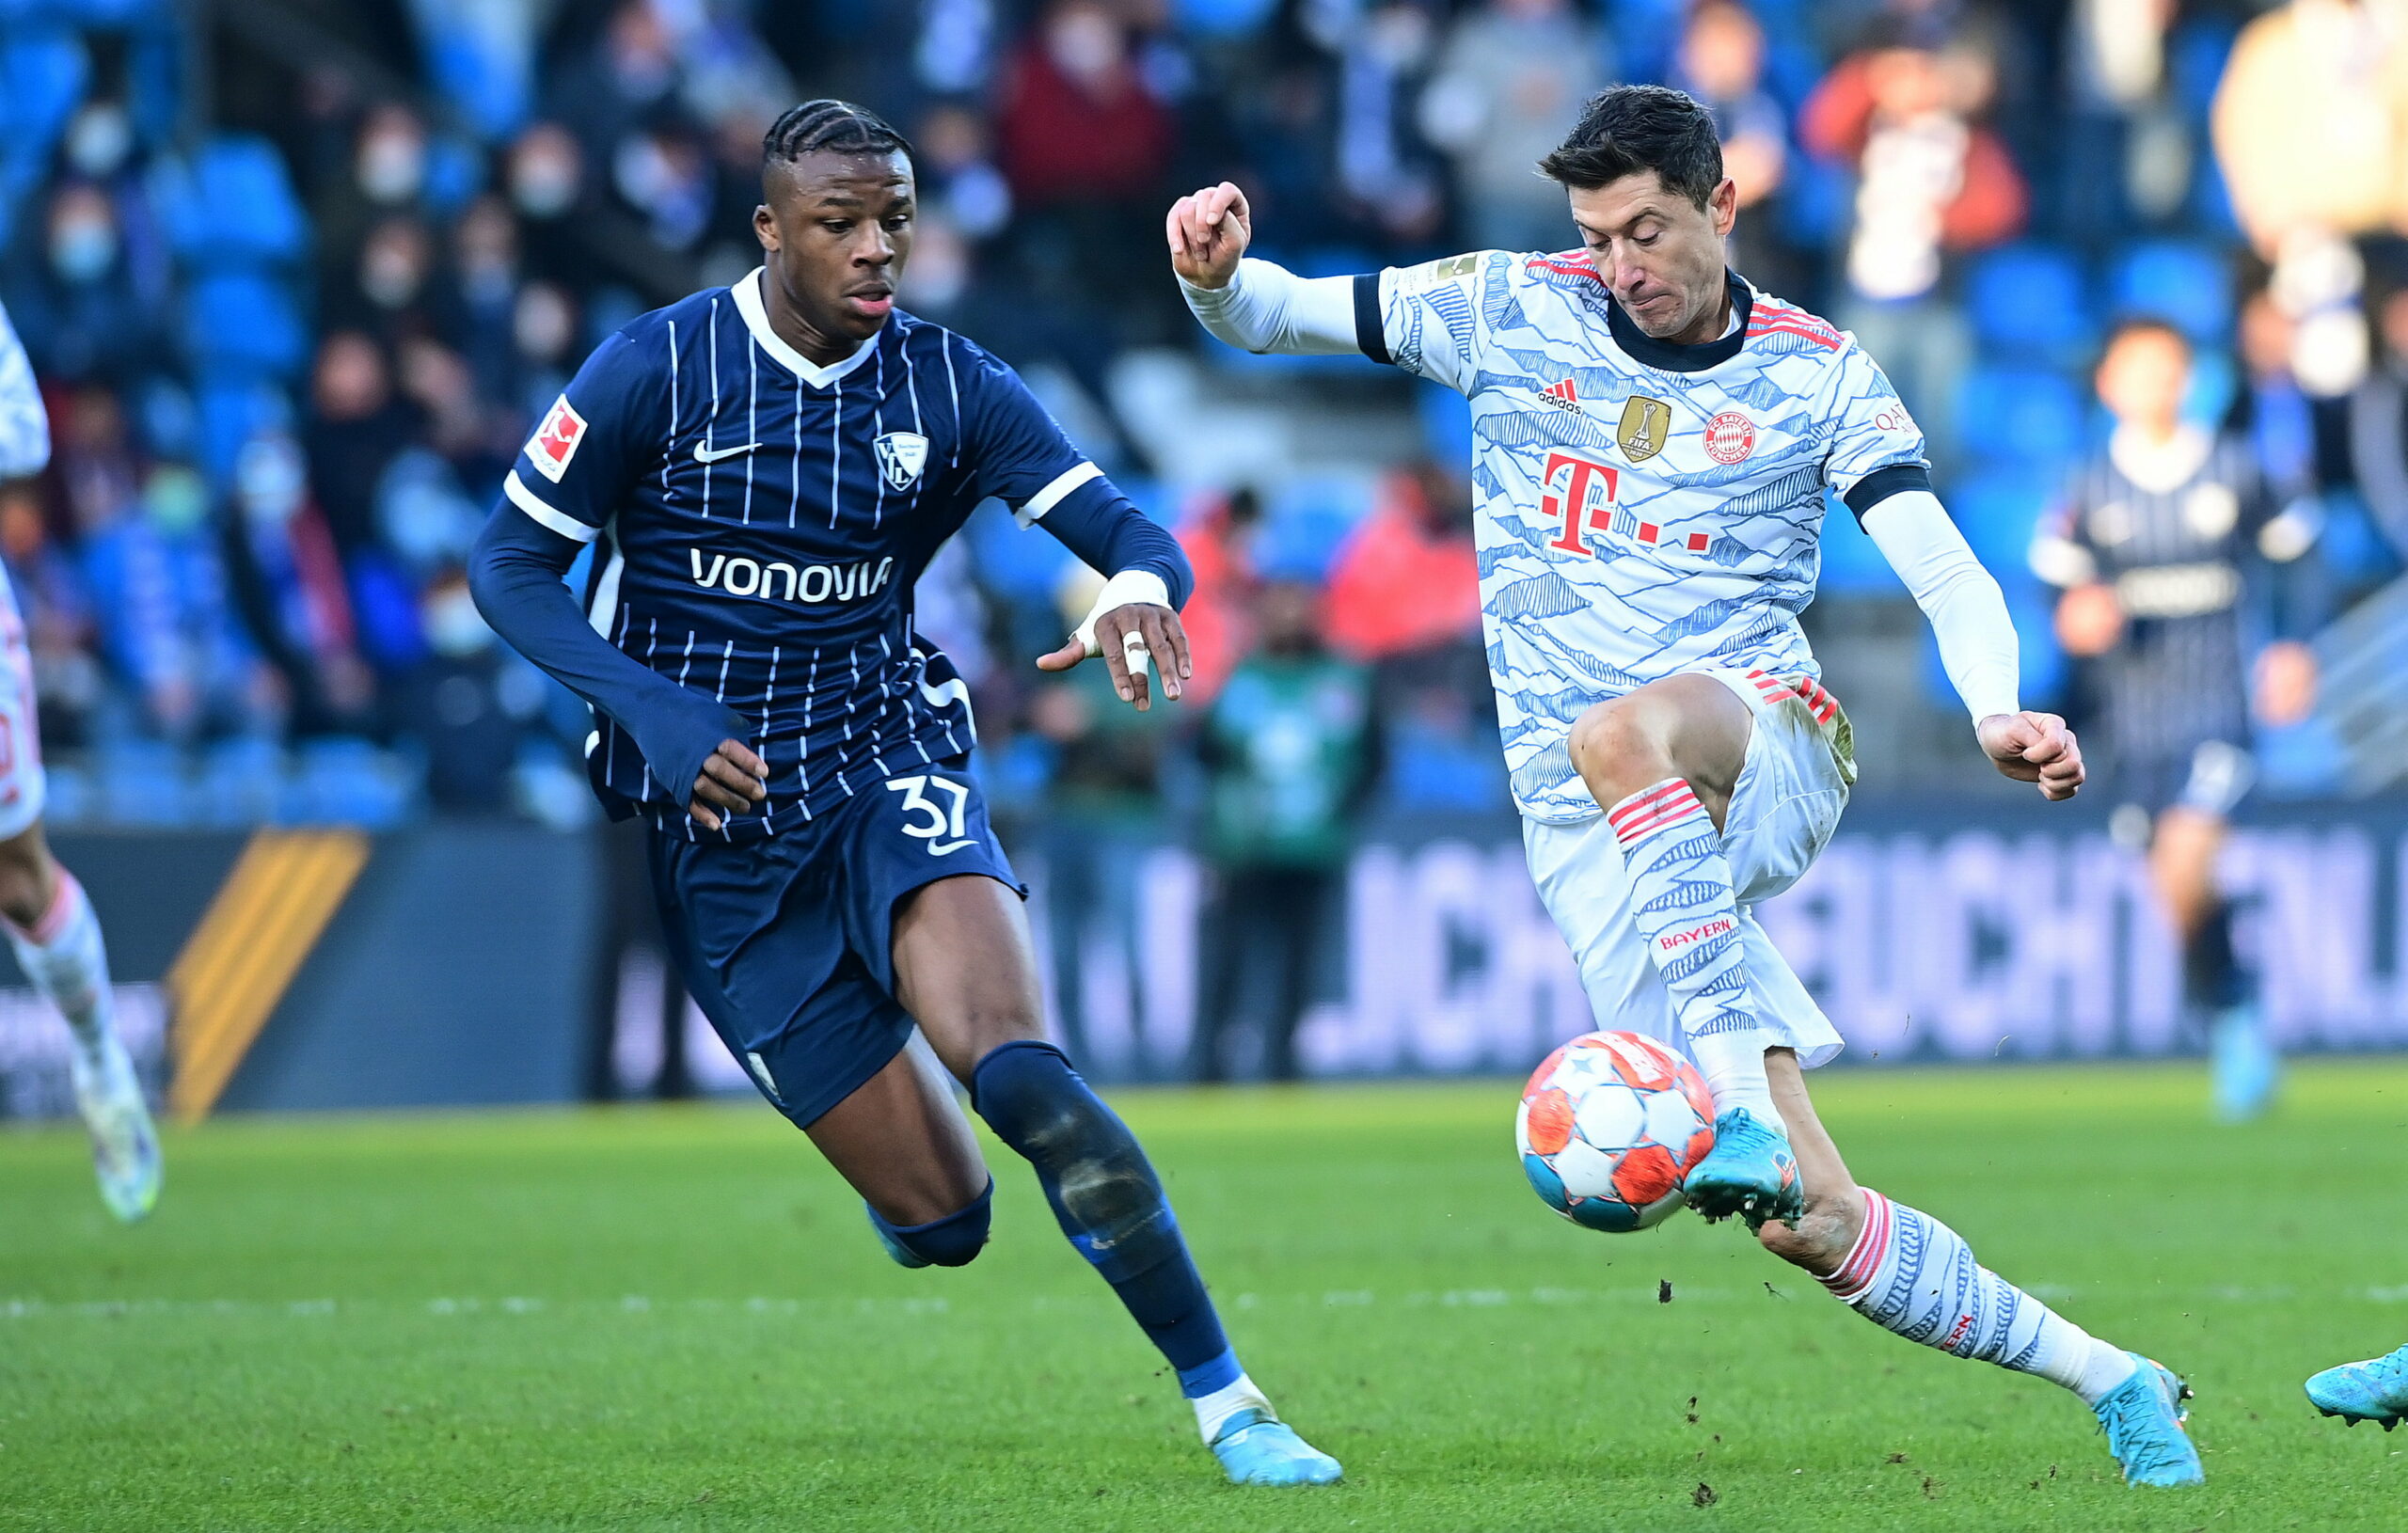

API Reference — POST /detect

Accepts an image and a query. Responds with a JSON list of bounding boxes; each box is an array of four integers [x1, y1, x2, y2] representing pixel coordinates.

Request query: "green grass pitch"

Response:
[[6, 1061, 2408, 1532]]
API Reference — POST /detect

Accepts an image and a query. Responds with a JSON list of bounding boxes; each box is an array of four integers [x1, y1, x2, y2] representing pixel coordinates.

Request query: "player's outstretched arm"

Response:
[[1168, 182, 1363, 356], [1860, 488, 2083, 801], [467, 507, 767, 829]]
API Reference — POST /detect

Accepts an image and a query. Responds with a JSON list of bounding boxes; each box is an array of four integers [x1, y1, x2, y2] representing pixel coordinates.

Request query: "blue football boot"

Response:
[[1682, 1107, 1801, 1230], [2093, 1353, 2203, 1487], [2210, 1005, 2278, 1123], [2307, 1344, 2408, 1429], [1209, 1407, 1342, 1487], [863, 1203, 929, 1269]]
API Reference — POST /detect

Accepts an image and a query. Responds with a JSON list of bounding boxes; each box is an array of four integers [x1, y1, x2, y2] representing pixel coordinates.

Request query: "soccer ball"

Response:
[[1515, 1031, 1716, 1232]]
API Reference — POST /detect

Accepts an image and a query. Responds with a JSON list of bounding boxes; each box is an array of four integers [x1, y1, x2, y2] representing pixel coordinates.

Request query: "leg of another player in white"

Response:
[[0, 823, 158, 1221], [1560, 672, 2201, 1488]]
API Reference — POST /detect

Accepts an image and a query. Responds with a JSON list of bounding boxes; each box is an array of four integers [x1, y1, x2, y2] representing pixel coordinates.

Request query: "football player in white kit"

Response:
[[1169, 86, 2200, 1487], [0, 298, 161, 1221]]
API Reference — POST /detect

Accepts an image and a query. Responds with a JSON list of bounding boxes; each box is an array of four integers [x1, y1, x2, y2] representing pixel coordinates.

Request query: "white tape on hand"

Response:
[[1069, 570, 1172, 682]]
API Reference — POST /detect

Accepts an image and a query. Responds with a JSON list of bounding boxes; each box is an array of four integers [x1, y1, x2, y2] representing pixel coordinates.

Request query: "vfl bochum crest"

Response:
[[1617, 396, 1671, 463], [875, 431, 929, 491]]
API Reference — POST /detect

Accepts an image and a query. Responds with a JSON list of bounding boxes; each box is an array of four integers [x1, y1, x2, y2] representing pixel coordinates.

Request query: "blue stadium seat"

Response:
[[1967, 243, 2095, 358], [1174, 0, 1280, 36], [1954, 366, 2085, 467], [95, 738, 192, 827], [1817, 489, 1899, 595], [285, 737, 413, 829], [2108, 240, 2230, 342], [1259, 474, 1373, 583], [153, 134, 309, 270], [194, 379, 292, 486], [182, 270, 308, 380], [0, 27, 90, 152], [1944, 464, 2061, 577], [962, 498, 1070, 608], [196, 735, 286, 827]]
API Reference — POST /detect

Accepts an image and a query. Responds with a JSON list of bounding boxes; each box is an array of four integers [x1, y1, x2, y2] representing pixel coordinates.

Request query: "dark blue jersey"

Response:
[[491, 269, 1184, 841]]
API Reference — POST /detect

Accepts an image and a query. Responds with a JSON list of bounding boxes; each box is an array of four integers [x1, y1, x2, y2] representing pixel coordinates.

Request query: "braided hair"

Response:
[[762, 100, 913, 174]]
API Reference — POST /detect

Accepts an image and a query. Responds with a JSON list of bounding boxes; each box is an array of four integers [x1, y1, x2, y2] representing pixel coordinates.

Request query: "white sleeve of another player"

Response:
[[1860, 489, 2021, 724], [0, 304, 50, 479], [1179, 258, 1362, 356]]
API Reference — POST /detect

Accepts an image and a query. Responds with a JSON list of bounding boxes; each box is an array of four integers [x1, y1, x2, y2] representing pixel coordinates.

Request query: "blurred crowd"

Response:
[[2, 0, 2407, 863]]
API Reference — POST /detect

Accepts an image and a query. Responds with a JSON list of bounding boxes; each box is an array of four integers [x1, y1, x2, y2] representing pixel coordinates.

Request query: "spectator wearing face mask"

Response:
[[7, 183, 162, 387], [505, 122, 601, 290], [220, 430, 375, 736], [316, 103, 435, 301]]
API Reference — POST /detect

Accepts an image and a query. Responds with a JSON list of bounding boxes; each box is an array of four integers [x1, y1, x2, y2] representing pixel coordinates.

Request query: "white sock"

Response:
[[1822, 1190, 2139, 1406], [6, 871, 118, 1060], [1190, 1370, 1275, 1444], [1607, 780, 1778, 1127]]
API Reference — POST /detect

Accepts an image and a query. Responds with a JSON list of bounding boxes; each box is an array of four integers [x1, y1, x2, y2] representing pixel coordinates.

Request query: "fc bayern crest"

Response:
[[875, 431, 929, 490], [1703, 411, 1757, 466]]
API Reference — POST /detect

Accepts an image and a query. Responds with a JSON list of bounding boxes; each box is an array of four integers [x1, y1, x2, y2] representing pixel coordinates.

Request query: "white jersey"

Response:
[[1362, 250, 1928, 823]]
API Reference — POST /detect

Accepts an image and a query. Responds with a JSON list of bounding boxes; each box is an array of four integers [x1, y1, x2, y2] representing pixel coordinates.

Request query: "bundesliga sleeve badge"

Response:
[[526, 394, 588, 483]]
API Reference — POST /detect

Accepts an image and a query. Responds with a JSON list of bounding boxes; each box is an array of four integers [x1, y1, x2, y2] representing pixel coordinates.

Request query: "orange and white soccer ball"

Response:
[[1515, 1030, 1716, 1232]]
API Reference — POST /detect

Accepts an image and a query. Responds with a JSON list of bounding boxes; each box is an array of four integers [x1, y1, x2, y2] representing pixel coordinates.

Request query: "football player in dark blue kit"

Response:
[[467, 101, 1339, 1488]]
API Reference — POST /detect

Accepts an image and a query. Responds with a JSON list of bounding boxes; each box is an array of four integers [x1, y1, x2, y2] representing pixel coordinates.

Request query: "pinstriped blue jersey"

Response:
[[503, 269, 1105, 840]]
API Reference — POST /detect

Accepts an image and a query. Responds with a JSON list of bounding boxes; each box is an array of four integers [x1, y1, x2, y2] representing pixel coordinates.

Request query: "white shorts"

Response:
[[1522, 667, 1854, 1069], [0, 563, 48, 841]]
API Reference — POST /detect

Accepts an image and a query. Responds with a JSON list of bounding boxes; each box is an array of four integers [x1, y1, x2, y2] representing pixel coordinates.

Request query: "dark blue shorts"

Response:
[[2114, 738, 2257, 823], [647, 760, 1021, 1129]]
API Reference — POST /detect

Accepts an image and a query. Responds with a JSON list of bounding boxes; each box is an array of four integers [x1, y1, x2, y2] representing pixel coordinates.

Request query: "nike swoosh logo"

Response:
[[692, 441, 761, 464]]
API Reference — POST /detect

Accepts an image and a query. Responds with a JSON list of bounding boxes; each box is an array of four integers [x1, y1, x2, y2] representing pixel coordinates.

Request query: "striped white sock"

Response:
[[1608, 778, 1775, 1123], [1822, 1190, 2138, 1405], [5, 872, 117, 1058]]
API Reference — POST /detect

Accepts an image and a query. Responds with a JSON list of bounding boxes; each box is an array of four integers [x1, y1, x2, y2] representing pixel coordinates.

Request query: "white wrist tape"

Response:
[[1070, 570, 1172, 679]]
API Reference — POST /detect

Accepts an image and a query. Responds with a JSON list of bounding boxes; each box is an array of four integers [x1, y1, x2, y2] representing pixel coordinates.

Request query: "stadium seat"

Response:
[[1817, 489, 1900, 595], [196, 735, 287, 827], [1944, 464, 2062, 577], [0, 27, 90, 158], [194, 379, 293, 486], [1258, 474, 1375, 583], [1967, 244, 2096, 359], [95, 738, 192, 827], [286, 737, 414, 829], [182, 270, 308, 381], [1953, 366, 2086, 467], [2108, 240, 2230, 342], [151, 134, 309, 270]]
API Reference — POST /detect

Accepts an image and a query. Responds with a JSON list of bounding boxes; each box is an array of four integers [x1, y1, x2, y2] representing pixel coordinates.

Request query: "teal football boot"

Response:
[[1209, 1408, 1342, 1487], [2210, 1005, 2278, 1123], [1682, 1107, 1802, 1229], [2307, 1344, 2408, 1429], [72, 1034, 159, 1224], [2094, 1354, 2203, 1486]]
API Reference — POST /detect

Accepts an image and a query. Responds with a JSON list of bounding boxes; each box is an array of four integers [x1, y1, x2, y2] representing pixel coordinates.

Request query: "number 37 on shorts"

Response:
[[885, 772, 974, 856]]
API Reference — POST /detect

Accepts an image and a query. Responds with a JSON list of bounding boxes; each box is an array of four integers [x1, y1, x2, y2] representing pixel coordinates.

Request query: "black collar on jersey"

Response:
[[1606, 270, 1752, 372]]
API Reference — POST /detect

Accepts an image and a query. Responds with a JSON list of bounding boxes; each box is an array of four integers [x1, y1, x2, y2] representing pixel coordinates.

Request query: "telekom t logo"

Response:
[[1541, 450, 1619, 555]]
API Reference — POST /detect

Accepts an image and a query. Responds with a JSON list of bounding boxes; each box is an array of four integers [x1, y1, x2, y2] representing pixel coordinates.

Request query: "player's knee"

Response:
[[0, 834, 55, 931], [890, 1182, 993, 1268], [1755, 1184, 1866, 1274], [1567, 699, 1672, 798], [970, 1039, 1092, 1160]]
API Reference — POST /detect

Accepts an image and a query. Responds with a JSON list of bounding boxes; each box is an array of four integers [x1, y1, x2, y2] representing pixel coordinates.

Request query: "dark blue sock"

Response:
[[972, 1040, 1239, 1396], [867, 1179, 993, 1268]]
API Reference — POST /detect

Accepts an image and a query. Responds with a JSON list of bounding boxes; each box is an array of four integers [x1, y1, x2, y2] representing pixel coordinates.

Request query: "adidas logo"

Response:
[[1540, 377, 1580, 412]]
